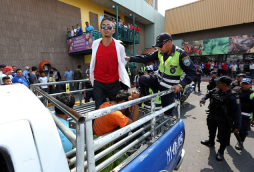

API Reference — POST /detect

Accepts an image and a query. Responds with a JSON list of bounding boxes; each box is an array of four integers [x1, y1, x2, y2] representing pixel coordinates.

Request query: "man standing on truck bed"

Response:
[[125, 33, 196, 117], [90, 17, 130, 110], [200, 76, 242, 161]]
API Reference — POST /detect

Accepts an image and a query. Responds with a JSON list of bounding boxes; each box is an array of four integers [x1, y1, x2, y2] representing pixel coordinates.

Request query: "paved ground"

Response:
[[177, 82, 254, 172]]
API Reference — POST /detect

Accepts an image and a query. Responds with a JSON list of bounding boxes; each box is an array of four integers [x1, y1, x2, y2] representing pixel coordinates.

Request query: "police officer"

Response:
[[207, 71, 217, 91], [230, 73, 246, 91], [125, 33, 196, 117], [143, 88, 162, 111], [234, 78, 254, 150], [140, 64, 146, 72], [200, 76, 241, 161]]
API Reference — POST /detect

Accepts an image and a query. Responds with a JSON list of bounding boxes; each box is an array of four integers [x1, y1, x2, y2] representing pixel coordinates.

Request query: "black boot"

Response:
[[235, 133, 247, 150], [216, 148, 224, 161], [201, 140, 215, 146]]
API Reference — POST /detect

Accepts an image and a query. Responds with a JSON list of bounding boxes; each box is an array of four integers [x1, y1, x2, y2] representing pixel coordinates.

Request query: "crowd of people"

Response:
[[112, 18, 140, 32], [67, 22, 94, 38], [193, 60, 254, 79]]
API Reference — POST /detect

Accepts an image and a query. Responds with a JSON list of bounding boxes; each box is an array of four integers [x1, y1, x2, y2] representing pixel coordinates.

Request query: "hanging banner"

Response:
[[67, 33, 93, 53], [182, 40, 203, 56], [228, 35, 254, 54], [202, 37, 229, 55]]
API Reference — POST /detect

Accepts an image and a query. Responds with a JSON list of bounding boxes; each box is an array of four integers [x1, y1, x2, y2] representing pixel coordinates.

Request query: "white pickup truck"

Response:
[[0, 82, 185, 172]]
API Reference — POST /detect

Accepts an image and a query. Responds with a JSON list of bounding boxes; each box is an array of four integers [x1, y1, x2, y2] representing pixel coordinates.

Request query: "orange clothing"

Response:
[[93, 102, 130, 136]]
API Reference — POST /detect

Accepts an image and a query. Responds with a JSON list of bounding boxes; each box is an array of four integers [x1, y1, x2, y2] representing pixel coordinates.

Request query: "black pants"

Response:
[[239, 117, 251, 135], [93, 80, 120, 109], [208, 115, 231, 151], [139, 75, 175, 116], [85, 91, 94, 103]]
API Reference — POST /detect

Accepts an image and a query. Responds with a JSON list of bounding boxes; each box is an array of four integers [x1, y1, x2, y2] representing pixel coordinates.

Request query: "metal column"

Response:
[[116, 6, 119, 40], [132, 14, 135, 56], [85, 120, 96, 171], [79, 82, 82, 105]]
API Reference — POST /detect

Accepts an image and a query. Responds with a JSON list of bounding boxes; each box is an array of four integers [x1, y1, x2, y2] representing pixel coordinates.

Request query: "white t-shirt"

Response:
[[38, 76, 48, 88], [147, 65, 153, 70], [0, 74, 13, 85], [133, 75, 139, 84], [211, 64, 214, 69], [71, 29, 77, 36], [250, 64, 254, 70], [239, 64, 244, 71], [231, 65, 237, 71]]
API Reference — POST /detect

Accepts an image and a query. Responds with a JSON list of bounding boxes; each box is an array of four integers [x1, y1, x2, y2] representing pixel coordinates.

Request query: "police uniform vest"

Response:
[[209, 89, 235, 118], [157, 46, 183, 89], [207, 77, 217, 91], [143, 89, 162, 110], [128, 67, 131, 76], [236, 89, 253, 119], [141, 67, 145, 72]]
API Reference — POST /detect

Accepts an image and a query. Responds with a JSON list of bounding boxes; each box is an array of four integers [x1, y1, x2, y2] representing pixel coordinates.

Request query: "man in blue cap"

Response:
[[125, 33, 196, 117], [234, 78, 254, 150], [230, 73, 246, 91]]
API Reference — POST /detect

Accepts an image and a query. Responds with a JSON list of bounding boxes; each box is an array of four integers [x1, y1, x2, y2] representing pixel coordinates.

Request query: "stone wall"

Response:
[[0, 0, 86, 75]]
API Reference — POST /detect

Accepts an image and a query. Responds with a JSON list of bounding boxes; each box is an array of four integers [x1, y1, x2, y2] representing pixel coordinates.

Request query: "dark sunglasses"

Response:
[[101, 24, 113, 30], [158, 41, 167, 48]]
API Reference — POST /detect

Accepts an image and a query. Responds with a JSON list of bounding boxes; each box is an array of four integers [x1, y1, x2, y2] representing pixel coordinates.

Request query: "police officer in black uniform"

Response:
[[200, 76, 241, 161], [234, 78, 254, 150], [125, 33, 196, 117], [207, 71, 218, 92], [230, 73, 246, 91]]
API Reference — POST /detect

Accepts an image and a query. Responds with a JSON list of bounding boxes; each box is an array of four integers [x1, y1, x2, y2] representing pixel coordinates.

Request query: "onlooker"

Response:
[[127, 23, 130, 29], [204, 62, 211, 76], [74, 65, 84, 90], [67, 28, 72, 37], [23, 66, 30, 79], [90, 17, 130, 109], [228, 61, 233, 76], [12, 69, 29, 88], [147, 62, 153, 73], [93, 90, 140, 136], [112, 19, 116, 26], [48, 71, 56, 94], [239, 62, 244, 73], [210, 61, 214, 71], [12, 66, 17, 77], [36, 71, 41, 80], [0, 64, 6, 75], [55, 93, 76, 153], [122, 22, 127, 28], [221, 61, 228, 76], [76, 24, 83, 36], [132, 66, 138, 78], [2, 76, 12, 85], [218, 62, 222, 76], [214, 62, 218, 72], [250, 61, 254, 79], [85, 66, 90, 78], [230, 62, 237, 78], [194, 66, 202, 92], [29, 66, 38, 84], [85, 22, 94, 33], [130, 24, 134, 30], [71, 26, 76, 37], [64, 67, 75, 90], [52, 67, 61, 93], [118, 19, 122, 26], [84, 78, 94, 103], [0, 66, 13, 85], [38, 71, 48, 92]]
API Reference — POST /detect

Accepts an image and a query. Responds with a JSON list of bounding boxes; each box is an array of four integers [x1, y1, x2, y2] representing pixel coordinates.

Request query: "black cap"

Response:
[[218, 76, 232, 86], [0, 64, 6, 68], [153, 33, 173, 47], [210, 71, 217, 75]]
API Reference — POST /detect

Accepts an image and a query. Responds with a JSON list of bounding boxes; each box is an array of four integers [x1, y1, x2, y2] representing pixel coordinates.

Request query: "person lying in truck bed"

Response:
[[93, 90, 140, 136]]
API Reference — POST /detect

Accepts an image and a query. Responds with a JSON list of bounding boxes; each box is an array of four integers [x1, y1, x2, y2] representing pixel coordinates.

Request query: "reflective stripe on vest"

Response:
[[157, 46, 183, 88], [242, 112, 253, 119], [128, 67, 131, 75]]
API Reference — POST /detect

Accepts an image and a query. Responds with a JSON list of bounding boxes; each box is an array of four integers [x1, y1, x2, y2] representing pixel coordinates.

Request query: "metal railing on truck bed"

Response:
[[30, 80, 181, 172]]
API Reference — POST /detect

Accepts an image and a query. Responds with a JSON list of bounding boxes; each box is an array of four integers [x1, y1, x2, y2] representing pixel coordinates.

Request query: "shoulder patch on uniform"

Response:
[[182, 56, 191, 66], [236, 99, 240, 104], [250, 93, 254, 100]]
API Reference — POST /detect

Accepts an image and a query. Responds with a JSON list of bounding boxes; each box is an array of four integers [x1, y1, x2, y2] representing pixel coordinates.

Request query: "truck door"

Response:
[[0, 120, 41, 172]]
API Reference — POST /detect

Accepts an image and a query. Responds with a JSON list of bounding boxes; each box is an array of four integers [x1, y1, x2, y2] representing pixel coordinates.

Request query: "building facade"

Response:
[[0, 0, 164, 75], [165, 0, 254, 62]]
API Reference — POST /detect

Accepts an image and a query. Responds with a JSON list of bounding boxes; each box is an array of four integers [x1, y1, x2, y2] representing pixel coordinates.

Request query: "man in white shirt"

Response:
[[71, 26, 76, 37], [230, 62, 238, 78], [38, 71, 48, 92], [0, 66, 13, 85], [90, 17, 130, 109], [0, 64, 6, 75], [23, 66, 30, 79], [250, 61, 254, 79], [147, 63, 154, 73]]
